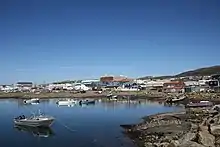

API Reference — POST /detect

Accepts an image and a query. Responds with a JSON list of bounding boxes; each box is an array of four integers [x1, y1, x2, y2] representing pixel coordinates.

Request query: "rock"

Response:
[[216, 136, 220, 144], [168, 141, 205, 147], [191, 123, 199, 133], [144, 142, 155, 147], [211, 125, 220, 136], [198, 126, 215, 147], [179, 141, 205, 147], [178, 132, 197, 144]]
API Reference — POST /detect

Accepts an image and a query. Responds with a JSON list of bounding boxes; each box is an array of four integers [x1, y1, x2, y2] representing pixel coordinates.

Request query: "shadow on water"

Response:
[[14, 125, 55, 138]]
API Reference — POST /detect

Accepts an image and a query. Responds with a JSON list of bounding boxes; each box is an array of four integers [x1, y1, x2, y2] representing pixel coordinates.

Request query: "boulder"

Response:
[[179, 141, 205, 147], [178, 132, 197, 144], [198, 126, 215, 147], [211, 125, 220, 136], [168, 141, 205, 147]]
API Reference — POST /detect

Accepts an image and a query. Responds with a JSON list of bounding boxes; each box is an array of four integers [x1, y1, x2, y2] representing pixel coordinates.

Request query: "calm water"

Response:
[[0, 99, 182, 147]]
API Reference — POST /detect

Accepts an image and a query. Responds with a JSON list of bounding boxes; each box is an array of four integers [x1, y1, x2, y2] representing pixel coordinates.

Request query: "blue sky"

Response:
[[0, 0, 220, 84]]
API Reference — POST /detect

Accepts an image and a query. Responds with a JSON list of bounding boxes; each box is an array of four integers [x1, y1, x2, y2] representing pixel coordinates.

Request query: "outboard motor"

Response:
[[79, 100, 82, 105]]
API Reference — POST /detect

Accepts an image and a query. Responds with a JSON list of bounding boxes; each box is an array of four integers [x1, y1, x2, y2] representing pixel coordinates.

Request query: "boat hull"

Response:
[[79, 100, 95, 105], [185, 102, 213, 108], [14, 118, 54, 127], [57, 101, 77, 106], [24, 99, 40, 104], [166, 96, 186, 103]]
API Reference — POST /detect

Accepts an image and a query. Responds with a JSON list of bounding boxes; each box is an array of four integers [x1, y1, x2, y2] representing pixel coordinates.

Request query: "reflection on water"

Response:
[[14, 125, 55, 138]]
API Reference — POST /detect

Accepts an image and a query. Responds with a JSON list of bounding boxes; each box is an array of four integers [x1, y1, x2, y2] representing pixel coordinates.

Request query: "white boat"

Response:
[[14, 111, 54, 127], [23, 98, 40, 104], [56, 99, 78, 106]]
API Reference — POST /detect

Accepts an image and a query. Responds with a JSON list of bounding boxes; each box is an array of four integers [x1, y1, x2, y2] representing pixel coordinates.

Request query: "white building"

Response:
[[145, 80, 170, 87], [184, 81, 199, 86], [74, 84, 90, 91], [198, 80, 210, 86]]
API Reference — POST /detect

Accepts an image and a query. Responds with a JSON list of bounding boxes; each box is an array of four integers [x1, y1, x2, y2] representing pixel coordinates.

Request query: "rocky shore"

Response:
[[121, 106, 220, 147], [186, 93, 220, 103]]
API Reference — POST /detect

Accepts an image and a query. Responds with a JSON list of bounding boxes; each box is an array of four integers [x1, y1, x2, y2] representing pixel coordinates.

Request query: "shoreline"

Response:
[[0, 91, 166, 101], [121, 107, 220, 147]]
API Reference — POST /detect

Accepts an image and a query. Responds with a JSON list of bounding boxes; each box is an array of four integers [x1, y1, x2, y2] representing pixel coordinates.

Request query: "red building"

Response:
[[163, 81, 185, 93], [100, 75, 132, 87], [100, 76, 114, 83]]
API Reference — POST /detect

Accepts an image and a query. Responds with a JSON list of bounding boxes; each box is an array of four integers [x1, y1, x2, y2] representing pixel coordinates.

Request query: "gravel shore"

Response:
[[0, 91, 166, 100]]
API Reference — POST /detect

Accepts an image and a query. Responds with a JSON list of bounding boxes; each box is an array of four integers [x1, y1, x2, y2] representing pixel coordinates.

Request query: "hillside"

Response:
[[139, 65, 220, 80], [175, 65, 220, 77]]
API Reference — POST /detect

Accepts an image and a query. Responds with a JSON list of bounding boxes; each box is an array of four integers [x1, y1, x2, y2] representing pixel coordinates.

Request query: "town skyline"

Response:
[[0, 65, 219, 85]]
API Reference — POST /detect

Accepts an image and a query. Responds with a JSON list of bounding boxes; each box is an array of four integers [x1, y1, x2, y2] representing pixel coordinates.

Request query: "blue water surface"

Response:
[[0, 99, 182, 147]]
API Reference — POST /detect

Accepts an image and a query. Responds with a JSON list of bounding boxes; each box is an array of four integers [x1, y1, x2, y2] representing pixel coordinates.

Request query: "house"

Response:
[[207, 80, 220, 92], [16, 82, 33, 88], [184, 81, 199, 86], [145, 80, 170, 91], [100, 75, 132, 87], [211, 74, 220, 81], [184, 81, 200, 93], [163, 81, 185, 93], [81, 79, 100, 87]]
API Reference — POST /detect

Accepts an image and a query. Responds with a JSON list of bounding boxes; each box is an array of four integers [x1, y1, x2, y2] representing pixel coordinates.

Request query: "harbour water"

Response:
[[0, 99, 182, 147]]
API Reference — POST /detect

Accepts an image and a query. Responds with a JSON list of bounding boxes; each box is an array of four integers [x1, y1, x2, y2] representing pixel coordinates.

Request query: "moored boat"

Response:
[[79, 99, 95, 105], [23, 98, 40, 104], [14, 111, 55, 127], [185, 101, 213, 108], [165, 96, 186, 103], [56, 99, 78, 106]]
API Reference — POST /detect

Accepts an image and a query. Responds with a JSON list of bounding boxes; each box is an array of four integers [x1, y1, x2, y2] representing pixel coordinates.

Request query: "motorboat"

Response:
[[107, 93, 113, 98], [185, 101, 213, 108], [23, 98, 40, 104], [14, 111, 55, 127], [56, 99, 78, 106], [165, 95, 186, 103], [79, 99, 95, 105], [14, 125, 54, 138]]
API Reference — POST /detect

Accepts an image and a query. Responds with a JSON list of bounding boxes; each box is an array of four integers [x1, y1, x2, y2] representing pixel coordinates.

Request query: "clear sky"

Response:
[[1, 0, 220, 84]]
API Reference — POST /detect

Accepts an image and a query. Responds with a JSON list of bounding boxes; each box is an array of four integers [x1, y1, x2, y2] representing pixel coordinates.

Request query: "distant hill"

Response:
[[175, 65, 220, 77], [139, 65, 220, 80]]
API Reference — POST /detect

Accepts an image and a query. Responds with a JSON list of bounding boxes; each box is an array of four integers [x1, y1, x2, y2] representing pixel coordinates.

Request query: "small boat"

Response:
[[185, 101, 213, 108], [166, 96, 186, 103], [109, 98, 118, 101], [14, 111, 55, 127], [14, 125, 54, 138], [112, 95, 118, 98], [79, 99, 95, 105], [23, 98, 40, 104], [56, 99, 78, 106], [107, 93, 113, 98]]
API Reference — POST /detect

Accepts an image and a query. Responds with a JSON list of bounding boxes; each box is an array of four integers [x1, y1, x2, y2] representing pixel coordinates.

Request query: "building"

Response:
[[81, 79, 100, 87], [16, 82, 33, 88], [207, 80, 220, 92], [184, 81, 199, 86], [144, 80, 164, 91], [163, 81, 185, 93], [100, 75, 132, 86], [211, 74, 220, 81]]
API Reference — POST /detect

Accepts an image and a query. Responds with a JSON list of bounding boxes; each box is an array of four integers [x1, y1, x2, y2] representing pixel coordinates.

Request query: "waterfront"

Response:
[[0, 99, 181, 147]]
